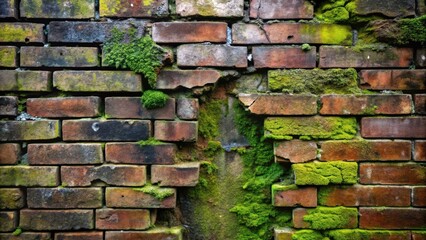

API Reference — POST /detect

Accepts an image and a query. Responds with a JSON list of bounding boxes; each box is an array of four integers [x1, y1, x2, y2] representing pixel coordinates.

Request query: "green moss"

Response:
[[198, 100, 225, 139], [292, 161, 358, 185], [103, 28, 165, 88], [12, 227, 22, 236], [204, 141, 223, 157], [303, 207, 358, 230], [301, 44, 312, 51], [318, 7, 350, 23], [0, 25, 30, 42], [268, 68, 361, 94], [141, 90, 169, 109], [133, 184, 174, 200], [327, 229, 410, 240], [0, 48, 15, 67], [292, 230, 325, 240], [373, 15, 426, 46], [137, 137, 165, 146]]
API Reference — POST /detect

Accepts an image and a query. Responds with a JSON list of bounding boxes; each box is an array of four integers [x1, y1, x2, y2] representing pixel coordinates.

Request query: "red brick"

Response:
[[417, 48, 426, 66], [53, 71, 142, 92], [27, 97, 100, 118], [156, 70, 221, 89], [274, 140, 317, 163], [21, 47, 98, 67], [20, 0, 94, 18], [0, 96, 17, 116], [0, 70, 51, 92], [250, 0, 313, 19], [0, 211, 16, 231], [239, 94, 317, 115], [319, 185, 411, 207], [96, 209, 150, 230], [153, 22, 227, 43], [273, 185, 317, 207], [154, 121, 197, 142], [412, 232, 426, 240], [253, 46, 316, 68], [0, 144, 19, 165], [320, 140, 412, 161], [353, 0, 415, 17], [152, 162, 200, 187], [413, 187, 426, 207], [415, 141, 426, 161], [105, 143, 175, 165], [105, 97, 175, 120], [62, 120, 151, 141], [27, 188, 102, 209], [20, 210, 94, 230], [360, 163, 426, 185], [415, 94, 426, 114], [361, 117, 426, 138], [0, 166, 59, 187], [61, 165, 146, 187], [28, 143, 103, 165], [105, 227, 182, 240], [0, 232, 51, 239], [55, 232, 103, 240], [0, 46, 17, 67], [360, 208, 426, 229], [0, 188, 24, 209], [0, 0, 16, 18], [320, 94, 412, 115], [360, 70, 426, 90], [106, 187, 176, 208], [0, 23, 44, 43], [100, 0, 168, 17], [293, 207, 358, 229], [177, 98, 199, 120], [0, 120, 60, 141], [319, 46, 413, 68], [176, 0, 243, 17], [177, 45, 247, 68], [232, 23, 352, 45]]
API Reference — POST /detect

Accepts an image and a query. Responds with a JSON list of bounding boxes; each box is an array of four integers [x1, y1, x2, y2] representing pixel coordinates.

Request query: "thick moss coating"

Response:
[[303, 207, 358, 230], [292, 230, 325, 240], [327, 229, 410, 240], [293, 161, 358, 185], [141, 90, 169, 109]]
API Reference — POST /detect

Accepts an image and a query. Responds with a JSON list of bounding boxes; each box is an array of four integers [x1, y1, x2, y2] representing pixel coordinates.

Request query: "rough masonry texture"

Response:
[[0, 0, 425, 239]]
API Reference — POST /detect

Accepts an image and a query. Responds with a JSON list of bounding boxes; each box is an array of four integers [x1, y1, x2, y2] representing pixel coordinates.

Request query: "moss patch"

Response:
[[137, 137, 165, 146], [12, 227, 22, 236], [292, 230, 325, 240], [327, 229, 410, 240], [198, 100, 226, 139], [293, 161, 358, 185], [133, 184, 174, 200], [141, 90, 169, 109], [303, 207, 358, 230]]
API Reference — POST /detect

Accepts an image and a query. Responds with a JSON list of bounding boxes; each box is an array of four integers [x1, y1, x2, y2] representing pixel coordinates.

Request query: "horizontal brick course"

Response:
[[20, 47, 99, 68], [0, 23, 44, 43], [177, 45, 247, 68], [361, 117, 426, 138], [151, 162, 200, 187], [100, 0, 168, 17], [27, 188, 103, 208], [20, 0, 94, 18], [360, 163, 426, 185], [0, 166, 58, 186], [0, 70, 51, 92], [360, 70, 426, 90], [239, 94, 318, 115], [54, 232, 103, 240], [20, 210, 94, 230], [28, 143, 103, 165], [250, 0, 313, 19], [106, 187, 176, 208], [0, 233, 51, 239], [253, 46, 316, 69], [359, 208, 426, 229], [154, 121, 198, 142], [27, 97, 100, 118], [176, 0, 243, 17], [156, 70, 221, 89], [96, 209, 150, 230], [153, 22, 227, 43], [0, 120, 60, 141], [105, 143, 176, 165], [105, 97, 175, 120]]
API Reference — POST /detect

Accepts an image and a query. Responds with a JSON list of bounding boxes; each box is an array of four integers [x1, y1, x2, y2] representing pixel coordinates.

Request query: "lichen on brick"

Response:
[[303, 206, 358, 230], [293, 161, 358, 185]]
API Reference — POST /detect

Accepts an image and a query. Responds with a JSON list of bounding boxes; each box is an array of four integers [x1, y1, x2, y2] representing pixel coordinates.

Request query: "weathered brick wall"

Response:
[[0, 0, 425, 239]]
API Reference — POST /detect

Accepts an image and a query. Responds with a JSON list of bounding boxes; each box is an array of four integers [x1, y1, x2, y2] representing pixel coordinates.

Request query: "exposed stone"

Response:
[[156, 70, 221, 89], [352, 0, 415, 17], [177, 98, 199, 120], [239, 94, 317, 115], [274, 140, 317, 163]]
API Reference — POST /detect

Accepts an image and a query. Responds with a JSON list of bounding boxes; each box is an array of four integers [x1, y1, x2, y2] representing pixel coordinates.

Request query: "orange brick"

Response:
[[105, 97, 175, 120], [0, 143, 20, 165], [360, 163, 426, 185], [96, 209, 150, 230], [156, 70, 221, 89], [153, 22, 227, 43], [253, 46, 316, 68], [415, 141, 426, 161], [273, 185, 317, 207], [27, 97, 100, 118], [274, 140, 317, 163], [106, 187, 176, 208], [239, 94, 318, 115], [177, 45, 247, 68], [360, 70, 426, 90], [361, 117, 426, 138]]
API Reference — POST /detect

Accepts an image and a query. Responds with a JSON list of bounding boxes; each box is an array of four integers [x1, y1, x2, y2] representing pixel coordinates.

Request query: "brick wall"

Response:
[[0, 0, 425, 239]]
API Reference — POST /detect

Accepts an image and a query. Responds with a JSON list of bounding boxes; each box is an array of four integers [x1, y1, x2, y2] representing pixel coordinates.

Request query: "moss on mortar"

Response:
[[303, 207, 358, 230], [292, 161, 358, 185], [326, 229, 410, 240], [198, 100, 226, 139], [133, 184, 174, 200], [141, 90, 169, 109], [137, 137, 165, 146]]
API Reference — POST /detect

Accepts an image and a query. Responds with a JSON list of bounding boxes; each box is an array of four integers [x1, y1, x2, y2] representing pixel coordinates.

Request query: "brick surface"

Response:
[[0, 211, 16, 231], [320, 140, 412, 161], [61, 165, 146, 187], [0, 46, 17, 67], [105, 97, 175, 120], [0, 121, 60, 141], [274, 140, 317, 163], [21, 47, 99, 68], [319, 46, 413, 68], [154, 121, 198, 142], [360, 163, 426, 185], [417, 48, 426, 66], [359, 208, 426, 229], [0, 23, 44, 42], [177, 98, 199, 120], [360, 70, 426, 90], [293, 207, 358, 229], [274, 228, 294, 240], [152, 162, 200, 187], [250, 0, 313, 19], [27, 188, 102, 208], [253, 46, 316, 68], [0, 233, 51, 239], [0, 144, 19, 165], [177, 45, 247, 68], [105, 143, 176, 165], [62, 120, 151, 141], [156, 70, 221, 89], [153, 22, 227, 43], [176, 0, 243, 17], [415, 94, 426, 114], [28, 143, 103, 165], [20, 0, 94, 18], [105, 228, 182, 240], [0, 188, 24, 209], [0, 96, 17, 116], [0, 0, 16, 18], [0, 166, 58, 187], [353, 0, 415, 17], [55, 232, 103, 240], [319, 185, 411, 207], [320, 94, 412, 115], [20, 210, 94, 230], [27, 97, 100, 118], [53, 71, 141, 92], [48, 21, 146, 43], [100, 0, 168, 17], [293, 161, 357, 185], [413, 187, 426, 206], [361, 117, 426, 138], [272, 185, 317, 207], [415, 141, 426, 161], [0, 70, 51, 92], [412, 232, 426, 240], [239, 94, 317, 115], [96, 209, 150, 230], [106, 187, 176, 208], [232, 23, 352, 45]]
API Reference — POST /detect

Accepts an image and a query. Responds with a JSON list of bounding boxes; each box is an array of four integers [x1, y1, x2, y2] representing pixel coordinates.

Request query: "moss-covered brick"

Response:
[[176, 0, 243, 17], [327, 229, 410, 240], [264, 116, 357, 140], [0, 166, 59, 187], [105, 142, 176, 165], [0, 120, 60, 141], [53, 71, 142, 92], [100, 0, 168, 17], [0, 0, 16, 18], [294, 207, 358, 230], [20, 47, 99, 67], [106, 187, 176, 208], [0, 46, 17, 67], [105, 227, 183, 240], [0, 188, 24, 209], [0, 70, 52, 92], [20, 210, 93, 230], [0, 23, 44, 43], [268, 68, 360, 94], [27, 188, 102, 208], [293, 161, 358, 185], [292, 230, 324, 240], [20, 0, 94, 19]]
